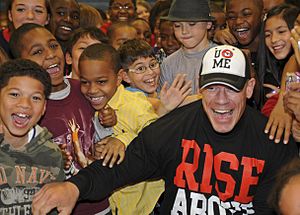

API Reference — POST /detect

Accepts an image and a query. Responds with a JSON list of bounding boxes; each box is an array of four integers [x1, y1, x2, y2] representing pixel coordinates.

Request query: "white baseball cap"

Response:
[[199, 45, 251, 92]]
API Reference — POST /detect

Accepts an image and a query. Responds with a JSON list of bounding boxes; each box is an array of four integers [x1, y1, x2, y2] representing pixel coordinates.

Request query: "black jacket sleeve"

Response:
[[68, 128, 161, 201]]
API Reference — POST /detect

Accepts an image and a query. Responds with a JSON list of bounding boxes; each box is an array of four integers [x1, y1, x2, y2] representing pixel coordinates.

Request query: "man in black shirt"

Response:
[[32, 45, 297, 215]]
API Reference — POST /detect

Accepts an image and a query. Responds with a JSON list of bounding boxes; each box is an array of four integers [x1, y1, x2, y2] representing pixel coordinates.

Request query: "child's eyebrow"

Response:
[[34, 5, 46, 9]]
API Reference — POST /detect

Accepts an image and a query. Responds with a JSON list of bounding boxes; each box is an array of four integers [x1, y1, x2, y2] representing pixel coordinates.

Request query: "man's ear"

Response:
[[246, 78, 256, 99], [119, 69, 131, 84], [65, 52, 73, 65]]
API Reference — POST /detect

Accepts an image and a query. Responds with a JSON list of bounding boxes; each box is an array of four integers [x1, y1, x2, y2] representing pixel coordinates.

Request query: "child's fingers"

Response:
[[102, 147, 113, 167], [161, 82, 168, 93], [117, 150, 125, 165], [179, 80, 192, 93], [172, 74, 186, 89], [283, 122, 291, 144], [108, 151, 120, 168], [264, 116, 274, 134]]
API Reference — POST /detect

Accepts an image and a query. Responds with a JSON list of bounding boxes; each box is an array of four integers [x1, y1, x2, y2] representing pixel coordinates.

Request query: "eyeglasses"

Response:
[[128, 60, 160, 74], [111, 4, 134, 11]]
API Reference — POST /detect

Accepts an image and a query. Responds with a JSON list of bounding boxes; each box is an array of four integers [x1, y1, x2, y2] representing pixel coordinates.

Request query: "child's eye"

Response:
[[173, 23, 181, 28], [80, 79, 88, 85], [32, 96, 42, 101], [242, 10, 252, 17], [16, 7, 25, 12], [32, 49, 43, 55], [97, 80, 108, 85], [35, 9, 45, 14], [264, 32, 271, 38], [57, 11, 65, 16], [279, 30, 288, 34], [136, 66, 147, 73], [9, 92, 19, 98], [227, 14, 236, 20], [49, 42, 59, 49], [188, 22, 196, 26], [149, 61, 159, 70], [72, 13, 79, 20]]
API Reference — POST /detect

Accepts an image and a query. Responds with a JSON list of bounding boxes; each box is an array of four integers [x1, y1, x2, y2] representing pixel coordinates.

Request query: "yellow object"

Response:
[[107, 85, 164, 215]]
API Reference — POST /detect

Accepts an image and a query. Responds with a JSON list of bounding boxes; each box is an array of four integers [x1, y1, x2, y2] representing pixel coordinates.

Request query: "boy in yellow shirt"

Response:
[[78, 43, 162, 214]]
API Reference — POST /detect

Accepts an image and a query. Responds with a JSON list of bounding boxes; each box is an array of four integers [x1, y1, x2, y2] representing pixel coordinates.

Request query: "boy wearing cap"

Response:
[[159, 0, 216, 94], [32, 45, 297, 215]]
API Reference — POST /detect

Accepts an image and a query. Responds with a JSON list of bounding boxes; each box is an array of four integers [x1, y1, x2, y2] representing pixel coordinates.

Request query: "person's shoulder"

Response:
[[116, 85, 149, 104], [162, 48, 183, 64], [246, 106, 268, 123], [149, 100, 202, 128]]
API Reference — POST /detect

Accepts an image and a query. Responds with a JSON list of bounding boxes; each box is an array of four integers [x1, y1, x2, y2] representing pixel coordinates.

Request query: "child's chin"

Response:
[[92, 104, 106, 111]]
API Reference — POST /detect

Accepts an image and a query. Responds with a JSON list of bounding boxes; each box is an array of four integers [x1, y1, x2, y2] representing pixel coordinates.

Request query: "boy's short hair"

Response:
[[9, 23, 46, 58], [0, 59, 52, 98], [118, 39, 155, 69], [79, 43, 121, 73], [66, 27, 108, 55], [107, 22, 136, 42]]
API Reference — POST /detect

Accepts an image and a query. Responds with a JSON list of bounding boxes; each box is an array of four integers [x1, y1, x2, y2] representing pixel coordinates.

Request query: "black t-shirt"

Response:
[[70, 100, 297, 214]]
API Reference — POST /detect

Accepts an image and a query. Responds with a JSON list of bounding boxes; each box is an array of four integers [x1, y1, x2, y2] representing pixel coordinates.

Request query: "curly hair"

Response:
[[0, 59, 52, 98]]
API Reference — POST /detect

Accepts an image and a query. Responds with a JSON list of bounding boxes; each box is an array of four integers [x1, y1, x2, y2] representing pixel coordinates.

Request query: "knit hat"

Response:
[[162, 0, 214, 22], [199, 45, 251, 92]]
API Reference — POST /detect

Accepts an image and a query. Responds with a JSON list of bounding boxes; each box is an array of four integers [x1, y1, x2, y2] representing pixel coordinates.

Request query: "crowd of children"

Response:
[[1, 0, 300, 214]]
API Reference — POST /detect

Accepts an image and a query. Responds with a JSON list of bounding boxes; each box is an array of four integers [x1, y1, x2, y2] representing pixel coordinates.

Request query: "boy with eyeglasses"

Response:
[[119, 38, 192, 116], [77, 43, 162, 215]]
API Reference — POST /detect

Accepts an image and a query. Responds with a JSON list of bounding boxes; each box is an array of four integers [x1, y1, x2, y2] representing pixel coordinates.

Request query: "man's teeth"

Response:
[[213, 109, 232, 114], [61, 26, 71, 31]]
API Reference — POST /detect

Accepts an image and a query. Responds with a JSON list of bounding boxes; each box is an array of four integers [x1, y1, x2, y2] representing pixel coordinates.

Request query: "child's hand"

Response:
[[213, 28, 238, 45], [59, 143, 73, 169], [291, 26, 300, 67], [94, 137, 125, 168], [160, 74, 192, 112], [98, 105, 117, 127]]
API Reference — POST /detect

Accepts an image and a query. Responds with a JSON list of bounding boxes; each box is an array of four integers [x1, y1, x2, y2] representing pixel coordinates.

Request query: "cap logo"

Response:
[[213, 49, 233, 69], [221, 49, 233, 58]]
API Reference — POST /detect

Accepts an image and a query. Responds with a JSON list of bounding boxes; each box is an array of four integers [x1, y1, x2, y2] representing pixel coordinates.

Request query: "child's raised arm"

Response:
[[157, 74, 192, 116]]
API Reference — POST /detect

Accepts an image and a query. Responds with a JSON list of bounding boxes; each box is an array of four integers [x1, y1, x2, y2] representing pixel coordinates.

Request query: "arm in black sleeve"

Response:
[[68, 129, 161, 201]]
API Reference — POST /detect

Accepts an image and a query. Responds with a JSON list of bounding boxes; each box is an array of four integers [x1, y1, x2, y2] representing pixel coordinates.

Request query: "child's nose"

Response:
[[26, 10, 35, 20], [17, 97, 31, 109], [271, 33, 279, 43]]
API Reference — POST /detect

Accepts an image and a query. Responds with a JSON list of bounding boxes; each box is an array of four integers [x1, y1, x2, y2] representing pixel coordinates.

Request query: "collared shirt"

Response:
[[107, 84, 164, 214], [108, 84, 157, 147]]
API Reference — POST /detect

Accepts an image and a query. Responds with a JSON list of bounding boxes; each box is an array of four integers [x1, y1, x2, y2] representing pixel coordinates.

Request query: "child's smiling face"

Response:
[[0, 76, 46, 145]]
